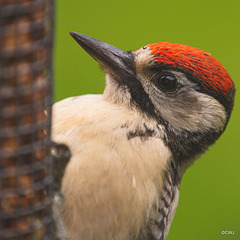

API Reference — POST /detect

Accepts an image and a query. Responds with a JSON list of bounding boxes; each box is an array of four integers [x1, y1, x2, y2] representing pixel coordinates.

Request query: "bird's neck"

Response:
[[163, 124, 223, 169]]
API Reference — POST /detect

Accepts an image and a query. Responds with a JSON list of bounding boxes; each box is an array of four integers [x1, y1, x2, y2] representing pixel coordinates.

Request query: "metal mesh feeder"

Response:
[[0, 0, 54, 239]]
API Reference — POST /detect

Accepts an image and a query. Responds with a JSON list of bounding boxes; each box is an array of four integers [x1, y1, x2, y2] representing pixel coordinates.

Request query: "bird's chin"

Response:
[[103, 74, 133, 108]]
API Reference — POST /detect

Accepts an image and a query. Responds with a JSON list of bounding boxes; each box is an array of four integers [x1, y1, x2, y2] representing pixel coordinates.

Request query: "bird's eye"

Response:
[[155, 74, 179, 92]]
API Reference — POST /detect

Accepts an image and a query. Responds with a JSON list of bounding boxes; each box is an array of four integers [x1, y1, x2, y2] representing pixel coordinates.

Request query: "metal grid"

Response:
[[0, 0, 54, 239]]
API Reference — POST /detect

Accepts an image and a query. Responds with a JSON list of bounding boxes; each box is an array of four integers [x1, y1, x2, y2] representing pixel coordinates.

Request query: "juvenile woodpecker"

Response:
[[51, 32, 235, 240]]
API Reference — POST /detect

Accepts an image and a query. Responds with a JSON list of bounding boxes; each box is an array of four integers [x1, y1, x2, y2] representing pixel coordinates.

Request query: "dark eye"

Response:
[[155, 74, 178, 92]]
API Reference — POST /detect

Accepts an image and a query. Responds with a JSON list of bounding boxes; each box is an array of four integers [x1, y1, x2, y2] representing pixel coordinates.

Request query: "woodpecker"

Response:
[[51, 32, 235, 240]]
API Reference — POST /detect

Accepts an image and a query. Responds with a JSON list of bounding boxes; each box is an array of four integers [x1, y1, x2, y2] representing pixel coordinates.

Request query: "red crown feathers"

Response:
[[148, 42, 234, 97]]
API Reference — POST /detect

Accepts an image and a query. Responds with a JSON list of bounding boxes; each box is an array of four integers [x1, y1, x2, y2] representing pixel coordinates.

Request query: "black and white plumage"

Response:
[[51, 33, 235, 240]]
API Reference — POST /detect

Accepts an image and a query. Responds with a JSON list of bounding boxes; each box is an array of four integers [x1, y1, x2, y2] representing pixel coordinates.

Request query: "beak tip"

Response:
[[70, 31, 78, 38], [70, 31, 85, 45], [70, 32, 88, 45]]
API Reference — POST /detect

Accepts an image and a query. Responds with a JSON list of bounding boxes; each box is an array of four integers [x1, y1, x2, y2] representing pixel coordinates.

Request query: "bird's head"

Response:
[[70, 32, 235, 163]]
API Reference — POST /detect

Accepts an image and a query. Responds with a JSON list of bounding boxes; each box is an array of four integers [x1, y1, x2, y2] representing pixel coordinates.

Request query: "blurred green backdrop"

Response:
[[54, 0, 240, 239]]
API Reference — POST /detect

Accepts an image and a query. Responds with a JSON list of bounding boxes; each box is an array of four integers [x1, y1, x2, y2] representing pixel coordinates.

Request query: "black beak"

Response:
[[70, 32, 135, 80]]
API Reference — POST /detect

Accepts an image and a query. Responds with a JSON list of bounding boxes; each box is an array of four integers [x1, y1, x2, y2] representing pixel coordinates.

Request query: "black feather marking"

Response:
[[142, 161, 180, 240], [51, 142, 71, 192], [163, 125, 222, 163], [127, 123, 155, 140]]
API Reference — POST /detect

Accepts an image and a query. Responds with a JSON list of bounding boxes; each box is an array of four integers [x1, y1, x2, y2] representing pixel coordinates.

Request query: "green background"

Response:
[[54, 0, 240, 239]]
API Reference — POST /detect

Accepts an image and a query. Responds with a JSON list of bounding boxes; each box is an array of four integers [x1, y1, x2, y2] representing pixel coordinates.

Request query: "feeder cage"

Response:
[[0, 0, 54, 239]]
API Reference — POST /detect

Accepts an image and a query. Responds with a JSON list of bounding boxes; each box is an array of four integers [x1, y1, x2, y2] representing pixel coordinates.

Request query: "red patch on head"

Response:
[[148, 42, 234, 97]]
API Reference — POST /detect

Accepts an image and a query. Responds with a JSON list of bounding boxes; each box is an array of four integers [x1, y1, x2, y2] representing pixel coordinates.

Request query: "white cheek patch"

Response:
[[157, 92, 227, 132]]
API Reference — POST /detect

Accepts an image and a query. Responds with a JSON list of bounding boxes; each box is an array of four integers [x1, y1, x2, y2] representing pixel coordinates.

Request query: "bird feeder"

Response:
[[0, 0, 54, 239]]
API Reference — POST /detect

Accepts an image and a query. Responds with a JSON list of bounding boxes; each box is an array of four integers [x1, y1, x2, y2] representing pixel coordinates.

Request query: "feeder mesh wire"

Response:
[[0, 0, 54, 239]]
